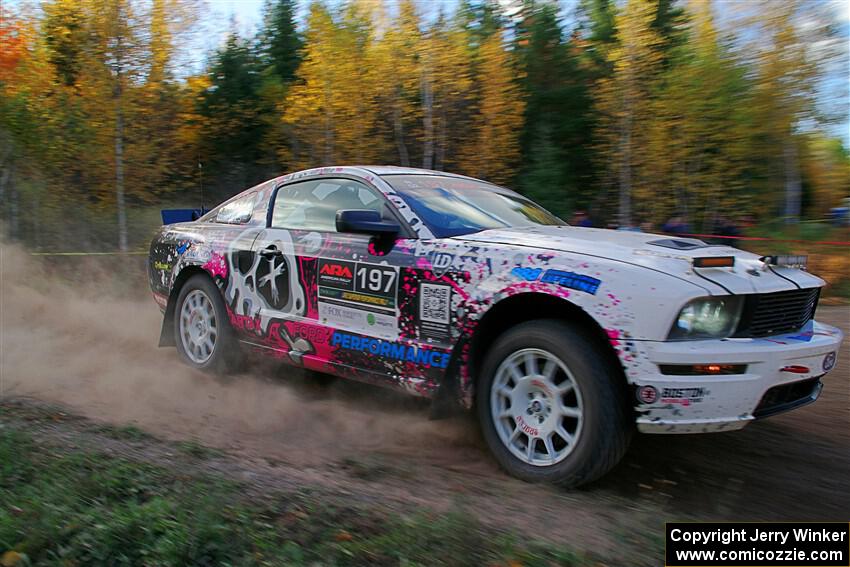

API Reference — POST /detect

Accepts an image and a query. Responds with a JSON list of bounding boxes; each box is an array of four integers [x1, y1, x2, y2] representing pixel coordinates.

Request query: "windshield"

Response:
[[385, 175, 565, 238]]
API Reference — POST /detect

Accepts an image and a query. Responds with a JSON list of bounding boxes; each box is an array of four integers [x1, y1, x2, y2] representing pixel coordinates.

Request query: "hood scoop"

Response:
[[648, 238, 711, 250]]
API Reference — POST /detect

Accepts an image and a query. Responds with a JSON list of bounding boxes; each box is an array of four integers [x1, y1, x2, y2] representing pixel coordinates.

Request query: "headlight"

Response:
[[668, 297, 743, 340]]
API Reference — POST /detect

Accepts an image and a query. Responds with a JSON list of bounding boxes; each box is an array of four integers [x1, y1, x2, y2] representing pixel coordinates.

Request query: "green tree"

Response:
[[260, 0, 301, 83], [198, 30, 268, 201], [515, 1, 594, 216]]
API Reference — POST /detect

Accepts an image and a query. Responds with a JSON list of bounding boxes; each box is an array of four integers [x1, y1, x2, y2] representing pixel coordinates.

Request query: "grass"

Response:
[[0, 428, 589, 566], [94, 423, 153, 442], [174, 439, 225, 460], [339, 455, 414, 481]]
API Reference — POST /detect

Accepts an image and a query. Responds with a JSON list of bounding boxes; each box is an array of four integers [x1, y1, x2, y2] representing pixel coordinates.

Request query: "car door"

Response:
[[245, 177, 410, 378]]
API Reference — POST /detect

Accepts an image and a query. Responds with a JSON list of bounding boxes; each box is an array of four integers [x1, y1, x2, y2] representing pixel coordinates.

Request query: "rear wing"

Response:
[[161, 208, 208, 225]]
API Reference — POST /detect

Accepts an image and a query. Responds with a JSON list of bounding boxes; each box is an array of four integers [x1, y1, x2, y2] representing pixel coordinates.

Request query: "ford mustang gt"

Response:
[[149, 166, 843, 486]]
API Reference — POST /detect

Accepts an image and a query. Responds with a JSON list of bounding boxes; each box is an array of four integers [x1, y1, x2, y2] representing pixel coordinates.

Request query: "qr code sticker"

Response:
[[420, 283, 451, 324]]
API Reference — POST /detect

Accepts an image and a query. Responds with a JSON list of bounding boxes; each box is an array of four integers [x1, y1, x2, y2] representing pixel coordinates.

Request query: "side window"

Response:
[[272, 179, 386, 232], [214, 192, 256, 224]]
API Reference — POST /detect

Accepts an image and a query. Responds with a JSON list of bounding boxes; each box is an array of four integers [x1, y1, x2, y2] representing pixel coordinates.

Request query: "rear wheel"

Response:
[[477, 319, 631, 487], [174, 274, 239, 372]]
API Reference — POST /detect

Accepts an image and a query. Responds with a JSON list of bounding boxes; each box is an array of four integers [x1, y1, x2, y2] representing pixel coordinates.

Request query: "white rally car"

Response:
[[149, 166, 844, 487]]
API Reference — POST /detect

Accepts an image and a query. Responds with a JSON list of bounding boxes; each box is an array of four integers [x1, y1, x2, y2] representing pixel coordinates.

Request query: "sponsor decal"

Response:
[[287, 322, 333, 344], [510, 266, 601, 295], [321, 263, 352, 278], [319, 260, 398, 309], [176, 242, 190, 255], [515, 415, 539, 437], [331, 331, 451, 369], [229, 312, 263, 334], [823, 351, 836, 372], [428, 252, 455, 276], [183, 244, 211, 262], [153, 261, 170, 271], [637, 385, 658, 404], [318, 302, 398, 338], [320, 288, 394, 308], [424, 247, 477, 276], [511, 267, 543, 281], [420, 283, 450, 323], [318, 259, 355, 289], [540, 270, 601, 295], [418, 282, 452, 342], [660, 387, 706, 406]]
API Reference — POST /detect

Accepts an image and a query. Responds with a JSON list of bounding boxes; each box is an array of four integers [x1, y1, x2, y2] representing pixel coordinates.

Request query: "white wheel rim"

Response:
[[179, 289, 218, 364], [490, 348, 584, 467]]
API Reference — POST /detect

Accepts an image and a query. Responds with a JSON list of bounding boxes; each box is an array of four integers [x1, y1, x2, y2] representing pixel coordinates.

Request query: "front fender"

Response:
[[447, 254, 705, 407]]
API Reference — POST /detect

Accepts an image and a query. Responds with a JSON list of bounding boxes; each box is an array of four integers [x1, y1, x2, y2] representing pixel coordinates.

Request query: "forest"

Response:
[[0, 0, 848, 252]]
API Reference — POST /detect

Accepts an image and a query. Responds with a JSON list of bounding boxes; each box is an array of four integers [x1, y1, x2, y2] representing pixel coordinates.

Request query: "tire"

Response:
[[174, 274, 240, 373], [476, 319, 632, 487]]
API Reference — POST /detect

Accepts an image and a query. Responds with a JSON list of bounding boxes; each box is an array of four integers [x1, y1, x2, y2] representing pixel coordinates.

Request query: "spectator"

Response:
[[662, 214, 691, 236], [714, 216, 741, 248], [571, 210, 594, 227]]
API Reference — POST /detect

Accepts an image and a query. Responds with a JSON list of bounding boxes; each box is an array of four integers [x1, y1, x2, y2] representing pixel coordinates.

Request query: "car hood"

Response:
[[455, 225, 823, 295]]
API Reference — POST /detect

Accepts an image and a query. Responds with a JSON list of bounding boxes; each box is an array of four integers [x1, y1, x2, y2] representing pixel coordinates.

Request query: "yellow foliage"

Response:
[[457, 32, 525, 185], [282, 1, 384, 168]]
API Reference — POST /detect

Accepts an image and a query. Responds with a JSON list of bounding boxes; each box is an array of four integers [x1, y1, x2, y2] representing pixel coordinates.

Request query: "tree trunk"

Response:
[[0, 156, 10, 207], [619, 61, 633, 228], [421, 64, 434, 170], [0, 133, 13, 232], [783, 137, 801, 223], [435, 105, 447, 171], [114, 32, 128, 252], [9, 169, 19, 240], [323, 82, 333, 165], [619, 111, 632, 228], [393, 100, 410, 167], [115, 101, 127, 252]]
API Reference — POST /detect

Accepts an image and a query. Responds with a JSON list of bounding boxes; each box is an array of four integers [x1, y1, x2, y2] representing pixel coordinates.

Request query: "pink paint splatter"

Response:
[[203, 252, 228, 280]]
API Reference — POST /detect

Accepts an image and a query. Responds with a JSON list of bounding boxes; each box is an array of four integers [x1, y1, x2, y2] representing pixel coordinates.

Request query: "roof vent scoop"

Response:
[[648, 238, 709, 250]]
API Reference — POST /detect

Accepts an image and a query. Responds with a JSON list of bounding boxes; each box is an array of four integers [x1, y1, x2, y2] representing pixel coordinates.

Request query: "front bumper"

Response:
[[632, 320, 843, 434]]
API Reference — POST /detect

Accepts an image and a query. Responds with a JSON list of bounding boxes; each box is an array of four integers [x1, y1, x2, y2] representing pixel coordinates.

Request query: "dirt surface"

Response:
[[1, 244, 848, 560]]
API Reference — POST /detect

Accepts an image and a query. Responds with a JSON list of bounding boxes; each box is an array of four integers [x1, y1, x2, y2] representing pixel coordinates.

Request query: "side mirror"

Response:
[[335, 209, 400, 236]]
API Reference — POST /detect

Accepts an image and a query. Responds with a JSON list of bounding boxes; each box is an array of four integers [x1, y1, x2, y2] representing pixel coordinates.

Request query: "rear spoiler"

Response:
[[161, 208, 208, 225]]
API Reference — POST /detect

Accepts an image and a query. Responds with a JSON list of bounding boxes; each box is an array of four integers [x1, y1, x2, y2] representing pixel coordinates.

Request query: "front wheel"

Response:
[[174, 274, 239, 372], [477, 319, 631, 487]]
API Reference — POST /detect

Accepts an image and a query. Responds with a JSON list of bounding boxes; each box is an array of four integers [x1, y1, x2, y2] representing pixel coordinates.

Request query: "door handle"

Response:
[[259, 247, 282, 258]]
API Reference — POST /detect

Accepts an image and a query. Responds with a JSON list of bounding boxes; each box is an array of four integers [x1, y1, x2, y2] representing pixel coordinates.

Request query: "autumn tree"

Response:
[[457, 29, 525, 185], [736, 0, 832, 223], [593, 0, 664, 227], [420, 12, 474, 171], [369, 0, 424, 167], [1, 0, 200, 249], [281, 1, 383, 169], [643, 0, 755, 228]]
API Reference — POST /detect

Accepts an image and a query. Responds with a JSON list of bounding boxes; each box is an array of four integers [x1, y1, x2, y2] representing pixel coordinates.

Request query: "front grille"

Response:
[[753, 377, 821, 418], [733, 287, 819, 338]]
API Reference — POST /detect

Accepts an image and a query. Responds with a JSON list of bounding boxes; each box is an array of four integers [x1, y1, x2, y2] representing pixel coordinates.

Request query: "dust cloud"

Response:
[[0, 243, 479, 466]]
